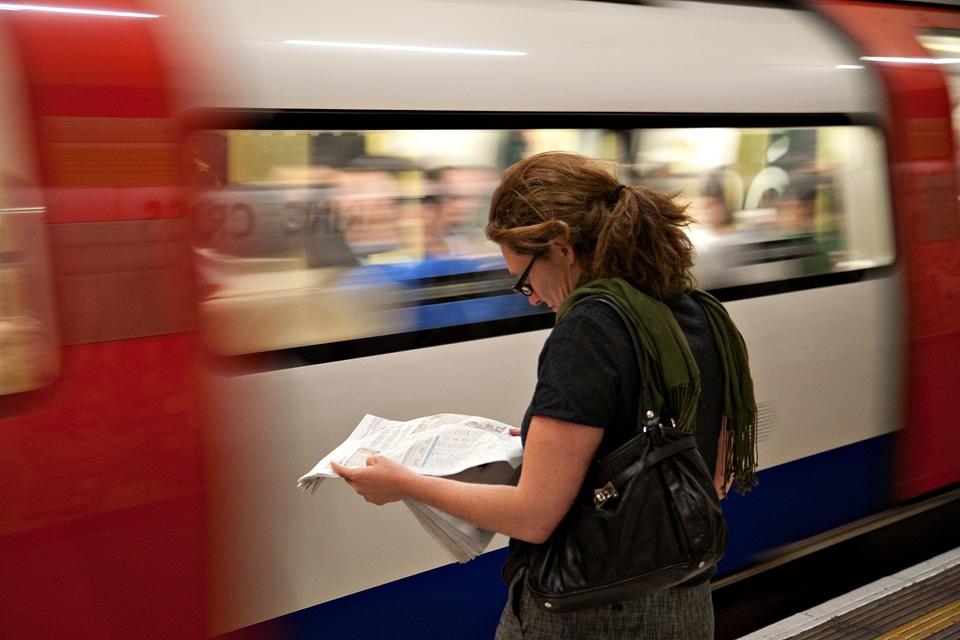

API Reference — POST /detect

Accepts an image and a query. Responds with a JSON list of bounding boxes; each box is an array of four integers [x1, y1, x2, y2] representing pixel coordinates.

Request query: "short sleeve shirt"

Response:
[[520, 299, 639, 459], [520, 294, 723, 468]]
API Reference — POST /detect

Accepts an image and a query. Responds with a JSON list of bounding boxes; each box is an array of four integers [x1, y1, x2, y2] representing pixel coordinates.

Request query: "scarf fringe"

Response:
[[693, 290, 758, 495], [725, 409, 759, 496], [668, 382, 698, 435], [561, 281, 759, 496]]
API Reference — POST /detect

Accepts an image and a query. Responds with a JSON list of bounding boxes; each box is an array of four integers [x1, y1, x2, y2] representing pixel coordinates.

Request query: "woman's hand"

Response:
[[331, 417, 600, 543], [331, 457, 416, 505]]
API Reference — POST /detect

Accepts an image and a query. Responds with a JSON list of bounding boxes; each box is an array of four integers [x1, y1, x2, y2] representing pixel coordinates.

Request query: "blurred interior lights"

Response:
[[860, 55, 960, 65], [0, 3, 158, 17], [285, 40, 525, 57], [923, 43, 960, 54]]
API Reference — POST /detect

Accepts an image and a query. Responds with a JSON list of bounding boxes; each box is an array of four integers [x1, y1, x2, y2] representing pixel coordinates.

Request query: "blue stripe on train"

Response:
[[717, 432, 894, 572], [219, 433, 894, 640]]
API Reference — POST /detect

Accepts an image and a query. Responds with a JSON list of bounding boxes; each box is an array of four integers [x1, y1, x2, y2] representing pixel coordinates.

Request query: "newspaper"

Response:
[[298, 413, 523, 563]]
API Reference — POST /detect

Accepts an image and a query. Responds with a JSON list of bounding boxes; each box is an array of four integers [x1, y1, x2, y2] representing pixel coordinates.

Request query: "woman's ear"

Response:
[[550, 237, 578, 265]]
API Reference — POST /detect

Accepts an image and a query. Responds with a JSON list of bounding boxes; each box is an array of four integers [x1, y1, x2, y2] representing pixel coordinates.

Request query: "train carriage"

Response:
[[1, 0, 959, 638]]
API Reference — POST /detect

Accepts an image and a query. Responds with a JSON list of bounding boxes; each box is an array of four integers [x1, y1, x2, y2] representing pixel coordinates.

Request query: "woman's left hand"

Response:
[[331, 457, 415, 505]]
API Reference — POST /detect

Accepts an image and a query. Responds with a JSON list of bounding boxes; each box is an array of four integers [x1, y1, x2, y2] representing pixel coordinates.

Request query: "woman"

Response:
[[333, 151, 756, 639]]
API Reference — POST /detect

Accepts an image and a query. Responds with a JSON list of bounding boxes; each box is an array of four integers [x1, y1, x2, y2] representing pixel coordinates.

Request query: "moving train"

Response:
[[2, 0, 959, 638]]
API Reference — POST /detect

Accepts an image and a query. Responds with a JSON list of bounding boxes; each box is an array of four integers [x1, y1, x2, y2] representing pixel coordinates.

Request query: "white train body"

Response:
[[6, 0, 960, 638]]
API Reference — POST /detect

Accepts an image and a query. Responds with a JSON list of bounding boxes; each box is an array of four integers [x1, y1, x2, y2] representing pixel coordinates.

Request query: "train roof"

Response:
[[172, 0, 879, 116]]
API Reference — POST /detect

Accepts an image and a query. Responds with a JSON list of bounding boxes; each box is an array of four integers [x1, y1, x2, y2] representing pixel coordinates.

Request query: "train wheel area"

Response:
[[730, 548, 960, 639], [713, 484, 960, 640]]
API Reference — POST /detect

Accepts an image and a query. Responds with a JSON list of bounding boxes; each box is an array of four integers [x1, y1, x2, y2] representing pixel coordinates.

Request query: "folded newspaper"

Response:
[[298, 413, 523, 563]]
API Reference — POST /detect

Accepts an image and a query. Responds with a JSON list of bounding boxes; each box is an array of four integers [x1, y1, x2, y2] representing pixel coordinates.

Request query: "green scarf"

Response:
[[556, 278, 758, 494]]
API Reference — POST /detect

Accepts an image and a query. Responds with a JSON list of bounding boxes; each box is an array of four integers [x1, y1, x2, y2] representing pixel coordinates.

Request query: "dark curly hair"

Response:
[[486, 151, 696, 300]]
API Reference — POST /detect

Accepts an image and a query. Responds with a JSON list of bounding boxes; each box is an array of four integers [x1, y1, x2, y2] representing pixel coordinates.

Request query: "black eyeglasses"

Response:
[[512, 255, 537, 296]]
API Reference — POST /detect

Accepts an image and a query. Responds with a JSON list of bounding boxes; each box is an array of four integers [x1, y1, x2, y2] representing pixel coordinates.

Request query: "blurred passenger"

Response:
[[775, 171, 832, 275], [336, 158, 409, 261], [422, 165, 498, 258], [691, 172, 734, 238], [333, 151, 758, 640], [777, 172, 818, 235], [690, 171, 738, 289], [408, 165, 524, 330]]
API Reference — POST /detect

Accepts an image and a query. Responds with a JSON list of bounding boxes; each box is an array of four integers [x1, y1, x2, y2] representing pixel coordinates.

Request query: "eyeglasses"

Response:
[[512, 255, 537, 297]]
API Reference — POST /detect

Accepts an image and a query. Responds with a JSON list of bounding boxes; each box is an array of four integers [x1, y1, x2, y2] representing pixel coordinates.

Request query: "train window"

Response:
[[631, 126, 894, 289], [0, 33, 59, 394], [187, 123, 893, 356], [0, 199, 59, 394]]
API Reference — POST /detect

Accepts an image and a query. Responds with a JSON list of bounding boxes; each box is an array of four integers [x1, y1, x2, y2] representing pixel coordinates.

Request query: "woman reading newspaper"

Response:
[[333, 151, 756, 639]]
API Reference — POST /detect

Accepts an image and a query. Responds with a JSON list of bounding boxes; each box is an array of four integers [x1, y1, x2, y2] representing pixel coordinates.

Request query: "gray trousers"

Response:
[[494, 574, 714, 640]]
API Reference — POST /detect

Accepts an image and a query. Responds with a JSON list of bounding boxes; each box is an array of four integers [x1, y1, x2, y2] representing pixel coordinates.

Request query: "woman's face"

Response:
[[500, 240, 582, 312]]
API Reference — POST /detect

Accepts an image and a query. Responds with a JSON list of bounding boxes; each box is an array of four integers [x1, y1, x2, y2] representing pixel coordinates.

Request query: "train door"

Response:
[[808, 0, 960, 500], [0, 4, 205, 639]]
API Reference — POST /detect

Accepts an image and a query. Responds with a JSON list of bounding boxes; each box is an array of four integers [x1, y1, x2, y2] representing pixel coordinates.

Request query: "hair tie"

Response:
[[613, 184, 626, 201]]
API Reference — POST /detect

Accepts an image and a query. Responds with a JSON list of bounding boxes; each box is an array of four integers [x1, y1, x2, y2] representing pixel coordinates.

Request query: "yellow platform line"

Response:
[[873, 599, 960, 639]]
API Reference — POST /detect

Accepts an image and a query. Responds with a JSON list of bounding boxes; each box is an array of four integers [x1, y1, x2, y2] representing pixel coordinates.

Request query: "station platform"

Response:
[[737, 546, 960, 639]]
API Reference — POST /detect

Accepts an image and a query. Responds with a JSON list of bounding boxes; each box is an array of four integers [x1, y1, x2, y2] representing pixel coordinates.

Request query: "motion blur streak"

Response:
[[0, 3, 159, 18]]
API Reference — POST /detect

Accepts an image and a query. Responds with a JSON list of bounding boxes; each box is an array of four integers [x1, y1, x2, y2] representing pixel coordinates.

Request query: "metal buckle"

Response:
[[593, 482, 618, 508]]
